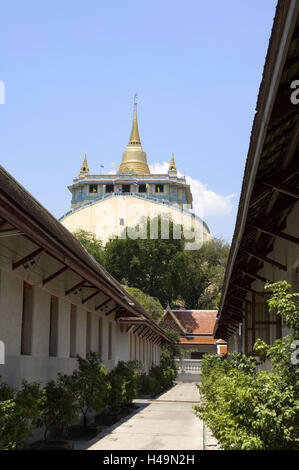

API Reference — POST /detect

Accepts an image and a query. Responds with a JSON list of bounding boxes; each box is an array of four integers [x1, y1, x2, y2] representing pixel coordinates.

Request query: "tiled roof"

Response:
[[171, 310, 218, 335], [179, 336, 217, 344]]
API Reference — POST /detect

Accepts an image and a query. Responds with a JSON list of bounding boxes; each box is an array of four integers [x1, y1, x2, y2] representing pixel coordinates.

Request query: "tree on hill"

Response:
[[122, 285, 164, 323], [72, 220, 230, 310], [72, 229, 104, 265]]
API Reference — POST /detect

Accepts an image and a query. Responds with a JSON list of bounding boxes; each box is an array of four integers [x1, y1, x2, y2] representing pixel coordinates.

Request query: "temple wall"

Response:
[[61, 194, 210, 248]]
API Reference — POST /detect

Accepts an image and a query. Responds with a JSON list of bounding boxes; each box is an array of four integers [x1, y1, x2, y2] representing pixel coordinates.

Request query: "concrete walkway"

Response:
[[86, 382, 218, 451]]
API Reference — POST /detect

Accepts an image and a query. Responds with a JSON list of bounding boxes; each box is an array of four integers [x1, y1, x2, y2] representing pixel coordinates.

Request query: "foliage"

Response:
[[138, 374, 160, 396], [36, 379, 78, 441], [265, 281, 299, 335], [138, 361, 177, 397], [195, 282, 299, 450], [0, 400, 32, 450], [62, 352, 110, 426], [160, 329, 182, 369], [73, 229, 104, 265], [103, 219, 229, 308], [104, 217, 184, 306], [107, 361, 142, 415], [0, 379, 44, 450], [72, 221, 229, 312], [122, 285, 164, 322]]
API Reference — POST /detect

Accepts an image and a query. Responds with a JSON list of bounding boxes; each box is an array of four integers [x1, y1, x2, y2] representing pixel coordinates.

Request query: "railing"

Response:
[[73, 173, 187, 183], [176, 359, 202, 374]]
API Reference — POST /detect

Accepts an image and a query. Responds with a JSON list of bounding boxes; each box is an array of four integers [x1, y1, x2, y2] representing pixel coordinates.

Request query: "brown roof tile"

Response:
[[172, 310, 218, 335]]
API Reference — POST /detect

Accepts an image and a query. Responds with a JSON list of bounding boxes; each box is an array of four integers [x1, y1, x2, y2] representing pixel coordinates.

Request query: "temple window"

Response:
[[21, 282, 33, 355], [155, 184, 164, 194], [70, 304, 77, 358], [105, 184, 114, 193], [138, 184, 146, 193], [49, 296, 58, 357], [122, 184, 130, 193], [89, 184, 98, 194]]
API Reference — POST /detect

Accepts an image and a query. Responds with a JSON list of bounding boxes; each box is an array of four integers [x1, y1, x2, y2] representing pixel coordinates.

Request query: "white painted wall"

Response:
[[61, 194, 210, 248], [0, 239, 162, 387]]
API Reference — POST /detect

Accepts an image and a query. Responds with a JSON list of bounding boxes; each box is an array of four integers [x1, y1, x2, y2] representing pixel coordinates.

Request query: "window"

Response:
[[98, 317, 102, 359], [108, 322, 113, 360], [86, 312, 91, 354], [21, 282, 33, 355], [105, 184, 114, 193], [89, 184, 98, 194], [49, 296, 58, 357], [138, 184, 146, 193], [129, 333, 132, 361], [70, 305, 77, 357], [155, 184, 164, 194], [122, 184, 130, 193], [119, 218, 124, 226]]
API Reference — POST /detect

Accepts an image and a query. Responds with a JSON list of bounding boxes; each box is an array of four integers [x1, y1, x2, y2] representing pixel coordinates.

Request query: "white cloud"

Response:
[[149, 161, 235, 217]]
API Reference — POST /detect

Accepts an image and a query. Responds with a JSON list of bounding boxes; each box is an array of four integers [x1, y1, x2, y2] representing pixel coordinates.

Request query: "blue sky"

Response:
[[0, 0, 277, 242]]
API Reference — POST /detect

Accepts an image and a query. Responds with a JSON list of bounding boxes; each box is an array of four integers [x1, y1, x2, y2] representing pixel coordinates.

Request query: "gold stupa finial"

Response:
[[169, 152, 177, 171], [128, 94, 141, 145], [80, 153, 89, 174], [118, 96, 150, 175]]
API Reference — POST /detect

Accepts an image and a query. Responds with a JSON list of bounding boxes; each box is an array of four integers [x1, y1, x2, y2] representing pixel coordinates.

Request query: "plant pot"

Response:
[[30, 440, 74, 450]]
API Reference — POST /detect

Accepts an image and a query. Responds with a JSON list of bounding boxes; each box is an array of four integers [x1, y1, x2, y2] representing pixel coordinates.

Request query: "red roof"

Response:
[[179, 336, 217, 344], [172, 310, 218, 335]]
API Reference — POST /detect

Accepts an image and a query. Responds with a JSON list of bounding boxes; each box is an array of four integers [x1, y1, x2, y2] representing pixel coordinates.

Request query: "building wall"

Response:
[[0, 239, 161, 388], [61, 194, 210, 247], [228, 201, 299, 353]]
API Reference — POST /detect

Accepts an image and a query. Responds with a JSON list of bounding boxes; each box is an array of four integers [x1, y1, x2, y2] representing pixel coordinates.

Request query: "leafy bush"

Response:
[[107, 361, 141, 415], [138, 374, 159, 396], [0, 379, 44, 450], [62, 352, 110, 426], [36, 379, 78, 441], [195, 281, 299, 450], [138, 362, 177, 397]]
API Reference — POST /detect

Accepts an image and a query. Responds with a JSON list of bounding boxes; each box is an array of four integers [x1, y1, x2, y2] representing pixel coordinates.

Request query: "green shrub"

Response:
[[107, 361, 141, 415], [62, 352, 110, 426], [138, 374, 160, 396], [36, 379, 78, 441], [194, 281, 299, 450], [0, 379, 44, 450]]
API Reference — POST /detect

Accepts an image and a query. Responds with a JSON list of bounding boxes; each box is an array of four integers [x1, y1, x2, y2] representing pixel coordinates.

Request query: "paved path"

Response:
[[86, 382, 218, 451]]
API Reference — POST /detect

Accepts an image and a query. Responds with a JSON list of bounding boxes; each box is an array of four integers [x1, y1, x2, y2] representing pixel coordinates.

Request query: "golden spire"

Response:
[[118, 96, 150, 174], [80, 154, 89, 173], [128, 101, 141, 145], [169, 152, 177, 171]]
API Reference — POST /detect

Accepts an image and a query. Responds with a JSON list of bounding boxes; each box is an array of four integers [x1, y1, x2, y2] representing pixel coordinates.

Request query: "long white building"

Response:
[[0, 166, 170, 388]]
